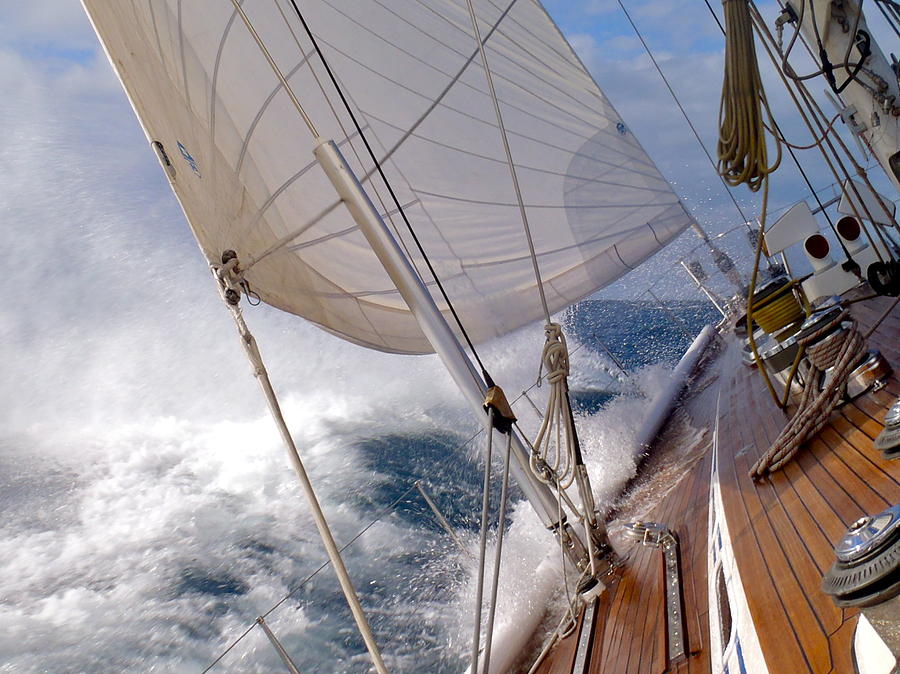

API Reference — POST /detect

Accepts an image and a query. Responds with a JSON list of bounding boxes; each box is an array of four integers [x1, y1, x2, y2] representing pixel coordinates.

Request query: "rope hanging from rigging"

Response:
[[717, 0, 782, 191], [532, 324, 578, 489], [529, 323, 605, 578]]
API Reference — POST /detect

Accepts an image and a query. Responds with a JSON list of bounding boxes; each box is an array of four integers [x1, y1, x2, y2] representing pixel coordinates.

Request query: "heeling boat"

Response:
[[535, 0, 900, 672], [79, 0, 900, 673]]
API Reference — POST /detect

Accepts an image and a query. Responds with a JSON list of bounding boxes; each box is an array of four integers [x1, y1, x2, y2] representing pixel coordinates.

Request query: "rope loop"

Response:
[[750, 309, 868, 477], [541, 323, 570, 384], [531, 323, 578, 490]]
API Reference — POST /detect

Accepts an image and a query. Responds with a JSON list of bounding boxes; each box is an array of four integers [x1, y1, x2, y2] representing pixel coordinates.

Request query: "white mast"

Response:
[[313, 138, 594, 567], [791, 0, 900, 192]]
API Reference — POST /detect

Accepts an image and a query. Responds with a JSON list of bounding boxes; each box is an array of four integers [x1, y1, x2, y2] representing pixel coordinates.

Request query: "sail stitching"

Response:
[[357, 107, 673, 194], [307, 31, 640, 164], [176, 0, 191, 112], [326, 0, 619, 143], [235, 50, 316, 175], [270, 0, 422, 271], [285, 0, 494, 375], [414, 0, 612, 123]]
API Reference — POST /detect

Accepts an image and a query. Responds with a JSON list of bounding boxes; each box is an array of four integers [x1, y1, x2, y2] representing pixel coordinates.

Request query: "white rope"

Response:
[[531, 323, 578, 490]]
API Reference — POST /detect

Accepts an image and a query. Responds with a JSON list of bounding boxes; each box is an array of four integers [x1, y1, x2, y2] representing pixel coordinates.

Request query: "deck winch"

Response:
[[875, 398, 900, 459], [822, 504, 900, 607]]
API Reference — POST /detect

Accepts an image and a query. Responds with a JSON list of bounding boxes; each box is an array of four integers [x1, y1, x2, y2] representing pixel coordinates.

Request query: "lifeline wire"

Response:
[[202, 481, 420, 673]]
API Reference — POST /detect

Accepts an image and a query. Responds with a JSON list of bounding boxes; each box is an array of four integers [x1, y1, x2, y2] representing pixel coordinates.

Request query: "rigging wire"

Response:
[[270, 0, 422, 270], [201, 481, 421, 673], [771, 2, 900, 239], [748, 2, 897, 257], [872, 0, 900, 38], [703, 0, 881, 267], [286, 0, 495, 381], [616, 0, 755, 231], [700, 0, 838, 225], [463, 0, 551, 324]]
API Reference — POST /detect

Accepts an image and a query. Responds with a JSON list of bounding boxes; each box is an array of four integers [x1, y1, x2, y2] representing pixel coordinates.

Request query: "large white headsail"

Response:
[[83, 0, 691, 354]]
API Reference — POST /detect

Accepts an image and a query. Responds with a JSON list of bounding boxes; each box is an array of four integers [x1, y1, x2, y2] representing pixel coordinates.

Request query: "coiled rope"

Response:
[[531, 323, 577, 489], [752, 286, 805, 334], [717, 0, 781, 191], [750, 310, 868, 477]]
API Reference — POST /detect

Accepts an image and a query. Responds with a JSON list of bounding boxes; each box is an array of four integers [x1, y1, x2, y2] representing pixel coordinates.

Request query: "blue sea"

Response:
[[0, 299, 718, 674]]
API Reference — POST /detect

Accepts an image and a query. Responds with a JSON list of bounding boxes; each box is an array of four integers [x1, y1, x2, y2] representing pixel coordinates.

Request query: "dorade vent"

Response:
[[804, 234, 833, 269], [836, 216, 862, 243]]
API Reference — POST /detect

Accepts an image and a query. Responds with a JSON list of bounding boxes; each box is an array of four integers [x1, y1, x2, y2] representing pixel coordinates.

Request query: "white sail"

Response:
[[83, 0, 691, 354]]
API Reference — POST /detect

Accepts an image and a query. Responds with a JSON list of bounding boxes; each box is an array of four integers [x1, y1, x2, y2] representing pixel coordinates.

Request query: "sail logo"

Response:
[[177, 141, 201, 177]]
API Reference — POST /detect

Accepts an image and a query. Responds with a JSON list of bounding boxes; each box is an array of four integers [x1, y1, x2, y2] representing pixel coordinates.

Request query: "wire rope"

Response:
[[201, 481, 421, 672], [617, 0, 755, 230], [463, 0, 551, 323], [286, 0, 496, 380]]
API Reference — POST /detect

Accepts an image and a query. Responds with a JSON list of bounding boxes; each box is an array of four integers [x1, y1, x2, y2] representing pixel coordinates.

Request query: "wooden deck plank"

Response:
[[717, 392, 814, 673], [730, 397, 832, 673], [537, 293, 897, 673]]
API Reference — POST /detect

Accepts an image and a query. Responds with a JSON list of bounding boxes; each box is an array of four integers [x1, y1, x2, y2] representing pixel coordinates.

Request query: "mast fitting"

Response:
[[483, 386, 516, 434]]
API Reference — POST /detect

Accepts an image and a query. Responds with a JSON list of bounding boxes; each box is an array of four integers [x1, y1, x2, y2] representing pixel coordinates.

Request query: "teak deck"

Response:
[[538, 294, 899, 673]]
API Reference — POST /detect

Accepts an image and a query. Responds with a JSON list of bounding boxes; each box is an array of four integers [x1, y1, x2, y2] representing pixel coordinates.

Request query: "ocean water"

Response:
[[0, 294, 718, 674]]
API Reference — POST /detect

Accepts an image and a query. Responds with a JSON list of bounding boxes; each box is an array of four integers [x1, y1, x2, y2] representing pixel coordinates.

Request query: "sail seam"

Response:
[[311, 9, 655, 171], [235, 50, 316, 175], [177, 0, 191, 113], [270, 0, 419, 270], [411, 188, 674, 210], [285, 0, 493, 375], [329, 0, 615, 141], [414, 0, 609, 121], [208, 3, 241, 148], [357, 107, 673, 194]]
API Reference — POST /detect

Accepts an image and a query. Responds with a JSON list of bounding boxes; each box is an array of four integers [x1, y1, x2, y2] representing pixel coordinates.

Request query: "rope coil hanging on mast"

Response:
[[717, 0, 782, 191]]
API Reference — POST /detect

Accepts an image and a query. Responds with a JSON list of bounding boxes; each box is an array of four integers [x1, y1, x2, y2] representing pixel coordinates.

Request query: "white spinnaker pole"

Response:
[[314, 139, 577, 546]]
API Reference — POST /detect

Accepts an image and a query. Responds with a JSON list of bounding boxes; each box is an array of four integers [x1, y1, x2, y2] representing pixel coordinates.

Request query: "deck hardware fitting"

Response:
[[822, 504, 900, 607], [875, 398, 900, 458], [571, 597, 597, 674], [623, 521, 688, 662]]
